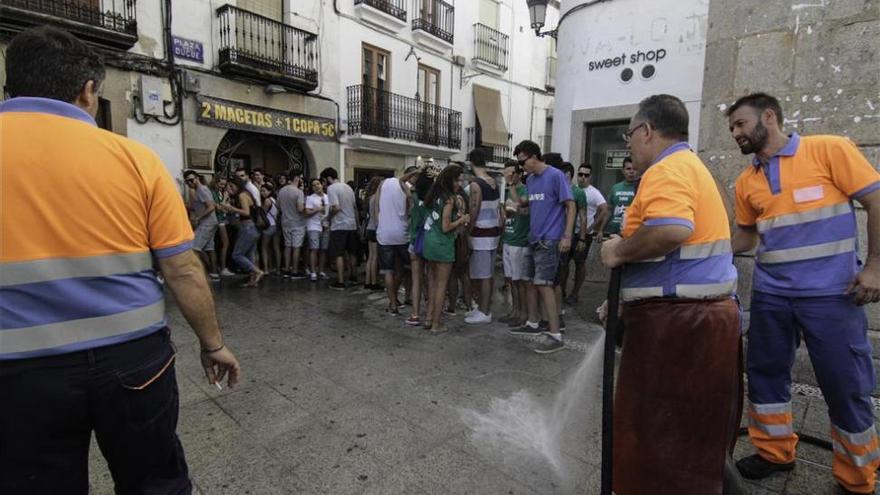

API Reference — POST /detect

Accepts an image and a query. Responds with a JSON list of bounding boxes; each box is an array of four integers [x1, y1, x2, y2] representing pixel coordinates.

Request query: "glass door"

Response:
[[584, 120, 631, 197]]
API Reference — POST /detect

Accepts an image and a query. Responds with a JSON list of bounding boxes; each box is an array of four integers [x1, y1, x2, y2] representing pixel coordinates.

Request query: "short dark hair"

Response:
[[560, 162, 575, 178], [726, 92, 784, 126], [319, 167, 339, 181], [513, 140, 542, 160], [467, 148, 487, 168], [234, 166, 248, 174], [404, 165, 419, 174], [5, 26, 105, 103], [543, 152, 564, 168], [579, 163, 592, 171], [251, 168, 264, 175], [634, 94, 689, 141], [622, 156, 633, 165]]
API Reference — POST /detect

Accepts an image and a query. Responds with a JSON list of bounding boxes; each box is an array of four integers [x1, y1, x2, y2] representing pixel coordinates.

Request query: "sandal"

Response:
[[430, 324, 447, 334], [387, 306, 400, 316], [423, 320, 433, 330], [405, 315, 421, 326]]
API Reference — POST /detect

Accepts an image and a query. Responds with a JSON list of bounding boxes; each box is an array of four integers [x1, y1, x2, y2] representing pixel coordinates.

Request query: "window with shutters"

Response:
[[237, 0, 282, 21]]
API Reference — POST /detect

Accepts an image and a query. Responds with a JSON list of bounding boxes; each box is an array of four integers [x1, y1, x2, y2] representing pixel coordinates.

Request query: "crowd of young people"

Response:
[[183, 142, 622, 353]]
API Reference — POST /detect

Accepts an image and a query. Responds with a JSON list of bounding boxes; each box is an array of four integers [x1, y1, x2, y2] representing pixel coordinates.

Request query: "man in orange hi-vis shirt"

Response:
[[729, 93, 880, 494], [0, 27, 240, 494], [601, 94, 742, 494]]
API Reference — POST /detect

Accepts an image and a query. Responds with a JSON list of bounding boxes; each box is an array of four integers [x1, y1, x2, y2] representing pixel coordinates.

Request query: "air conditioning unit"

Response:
[[452, 55, 466, 66]]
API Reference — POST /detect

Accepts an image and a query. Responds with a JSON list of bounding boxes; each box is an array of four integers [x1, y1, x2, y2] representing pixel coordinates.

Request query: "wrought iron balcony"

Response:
[[466, 127, 512, 164], [217, 5, 319, 92], [412, 0, 454, 44], [473, 23, 509, 72], [0, 0, 138, 49], [348, 84, 461, 150], [354, 0, 406, 22]]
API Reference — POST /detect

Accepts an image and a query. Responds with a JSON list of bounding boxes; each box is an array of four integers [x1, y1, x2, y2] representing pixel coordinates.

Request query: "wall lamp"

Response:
[[527, 0, 613, 39]]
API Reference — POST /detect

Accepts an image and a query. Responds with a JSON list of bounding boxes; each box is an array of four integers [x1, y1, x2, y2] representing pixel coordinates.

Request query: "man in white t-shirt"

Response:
[[566, 163, 608, 304], [376, 166, 421, 314], [321, 167, 359, 290]]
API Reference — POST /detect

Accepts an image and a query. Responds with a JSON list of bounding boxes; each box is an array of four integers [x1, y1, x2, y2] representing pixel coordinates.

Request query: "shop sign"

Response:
[[605, 149, 630, 169], [172, 37, 204, 63], [196, 95, 337, 142]]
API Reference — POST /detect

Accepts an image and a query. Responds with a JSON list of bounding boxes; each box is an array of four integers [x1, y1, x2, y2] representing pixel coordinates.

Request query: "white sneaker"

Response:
[[220, 268, 235, 277], [209, 272, 220, 281], [310, 272, 318, 282], [319, 272, 329, 280], [465, 310, 492, 324]]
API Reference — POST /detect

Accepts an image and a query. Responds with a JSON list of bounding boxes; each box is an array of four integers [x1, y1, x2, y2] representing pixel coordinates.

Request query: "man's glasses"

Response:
[[578, 173, 590, 178], [185, 177, 196, 183], [622, 122, 648, 143]]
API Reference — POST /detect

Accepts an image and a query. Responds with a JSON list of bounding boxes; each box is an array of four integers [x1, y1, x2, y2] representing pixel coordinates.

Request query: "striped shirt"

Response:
[[735, 133, 880, 296], [0, 97, 193, 360], [621, 142, 737, 302]]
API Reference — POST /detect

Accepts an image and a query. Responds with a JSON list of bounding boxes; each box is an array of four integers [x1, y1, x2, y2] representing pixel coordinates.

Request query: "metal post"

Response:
[[601, 266, 622, 495]]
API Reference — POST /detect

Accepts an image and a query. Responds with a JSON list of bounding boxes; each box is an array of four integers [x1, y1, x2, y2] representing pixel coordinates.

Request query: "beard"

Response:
[[736, 121, 769, 155]]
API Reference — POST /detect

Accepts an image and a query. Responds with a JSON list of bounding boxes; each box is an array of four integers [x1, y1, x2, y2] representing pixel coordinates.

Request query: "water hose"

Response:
[[600, 267, 622, 495]]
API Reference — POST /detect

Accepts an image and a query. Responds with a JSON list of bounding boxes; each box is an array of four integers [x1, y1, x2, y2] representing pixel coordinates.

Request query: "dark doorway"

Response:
[[214, 130, 310, 179], [584, 120, 630, 197]]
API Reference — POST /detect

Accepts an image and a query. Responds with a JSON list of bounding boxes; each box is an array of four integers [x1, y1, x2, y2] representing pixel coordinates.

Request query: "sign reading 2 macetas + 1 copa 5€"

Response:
[[196, 95, 337, 142]]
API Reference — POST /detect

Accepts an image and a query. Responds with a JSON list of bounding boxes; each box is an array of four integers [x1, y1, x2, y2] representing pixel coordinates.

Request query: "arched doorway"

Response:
[[214, 130, 311, 178]]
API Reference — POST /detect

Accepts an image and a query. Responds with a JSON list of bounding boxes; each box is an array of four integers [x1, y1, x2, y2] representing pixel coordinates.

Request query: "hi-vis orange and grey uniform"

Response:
[[735, 133, 880, 493], [613, 142, 742, 495], [0, 97, 193, 360]]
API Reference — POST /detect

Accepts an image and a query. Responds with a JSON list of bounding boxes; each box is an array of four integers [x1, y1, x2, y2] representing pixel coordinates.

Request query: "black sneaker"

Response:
[[539, 320, 549, 331], [534, 335, 566, 354], [559, 317, 566, 333], [329, 282, 347, 290], [348, 276, 359, 285], [735, 454, 795, 480], [282, 270, 292, 279], [443, 307, 456, 316], [290, 272, 307, 280], [508, 323, 543, 336]]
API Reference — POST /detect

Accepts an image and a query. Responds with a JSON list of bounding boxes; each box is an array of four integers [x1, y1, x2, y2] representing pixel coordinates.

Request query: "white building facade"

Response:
[[0, 0, 560, 190]]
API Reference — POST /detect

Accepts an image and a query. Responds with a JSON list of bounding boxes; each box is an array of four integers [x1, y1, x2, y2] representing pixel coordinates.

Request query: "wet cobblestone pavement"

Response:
[[86, 277, 879, 494]]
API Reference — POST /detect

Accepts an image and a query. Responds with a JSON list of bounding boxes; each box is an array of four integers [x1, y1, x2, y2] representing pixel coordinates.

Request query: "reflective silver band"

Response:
[[749, 417, 795, 437], [679, 239, 733, 260], [833, 440, 880, 468], [757, 203, 852, 233], [675, 279, 737, 298], [633, 256, 666, 264], [833, 424, 878, 447], [621, 286, 664, 301], [757, 238, 855, 264], [0, 300, 166, 355], [0, 251, 154, 287], [749, 402, 792, 416]]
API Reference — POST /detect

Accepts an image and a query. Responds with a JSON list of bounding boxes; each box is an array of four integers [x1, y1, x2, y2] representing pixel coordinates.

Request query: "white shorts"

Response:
[[503, 244, 532, 281], [469, 249, 495, 280], [282, 224, 306, 248]]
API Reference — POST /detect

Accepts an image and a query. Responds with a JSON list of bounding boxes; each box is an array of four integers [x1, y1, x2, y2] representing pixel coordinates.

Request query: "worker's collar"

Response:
[[651, 141, 692, 165], [753, 133, 800, 169], [0, 97, 97, 126]]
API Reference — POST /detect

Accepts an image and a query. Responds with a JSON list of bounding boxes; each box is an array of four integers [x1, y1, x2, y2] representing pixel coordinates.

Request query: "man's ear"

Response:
[[75, 80, 100, 118]]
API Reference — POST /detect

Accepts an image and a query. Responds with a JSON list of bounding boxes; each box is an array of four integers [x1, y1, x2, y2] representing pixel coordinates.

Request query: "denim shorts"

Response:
[[530, 240, 560, 286]]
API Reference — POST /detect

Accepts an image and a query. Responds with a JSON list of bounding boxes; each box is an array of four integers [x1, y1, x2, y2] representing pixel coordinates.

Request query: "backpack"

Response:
[[245, 191, 270, 231]]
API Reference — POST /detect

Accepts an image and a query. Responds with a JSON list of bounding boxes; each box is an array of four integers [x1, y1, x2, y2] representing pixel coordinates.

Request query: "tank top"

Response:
[[470, 176, 501, 250]]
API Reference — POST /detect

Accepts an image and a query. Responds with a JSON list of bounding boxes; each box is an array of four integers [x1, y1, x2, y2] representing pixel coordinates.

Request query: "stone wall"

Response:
[[697, 0, 880, 391], [698, 0, 880, 310]]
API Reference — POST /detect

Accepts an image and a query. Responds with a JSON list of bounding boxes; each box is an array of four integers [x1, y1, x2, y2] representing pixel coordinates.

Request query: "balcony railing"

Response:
[[354, 0, 406, 22], [412, 0, 454, 44], [466, 127, 512, 164], [348, 84, 461, 149], [473, 23, 508, 71], [546, 56, 557, 89], [0, 0, 138, 49], [217, 5, 319, 91]]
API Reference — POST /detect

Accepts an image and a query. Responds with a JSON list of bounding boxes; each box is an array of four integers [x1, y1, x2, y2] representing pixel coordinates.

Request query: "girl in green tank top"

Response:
[[422, 165, 470, 332]]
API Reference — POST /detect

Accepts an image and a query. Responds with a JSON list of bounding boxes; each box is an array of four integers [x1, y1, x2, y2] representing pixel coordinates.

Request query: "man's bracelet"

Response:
[[201, 343, 225, 353]]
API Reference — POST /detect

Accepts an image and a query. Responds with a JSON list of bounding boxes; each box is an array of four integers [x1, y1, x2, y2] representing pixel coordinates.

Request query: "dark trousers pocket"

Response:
[[116, 343, 177, 431]]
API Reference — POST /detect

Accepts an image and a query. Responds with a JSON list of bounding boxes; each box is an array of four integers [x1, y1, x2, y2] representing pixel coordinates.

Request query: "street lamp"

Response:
[[526, 0, 553, 37]]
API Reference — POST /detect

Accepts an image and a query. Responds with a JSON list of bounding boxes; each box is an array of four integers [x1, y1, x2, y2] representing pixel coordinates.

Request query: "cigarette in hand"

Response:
[[214, 381, 223, 391]]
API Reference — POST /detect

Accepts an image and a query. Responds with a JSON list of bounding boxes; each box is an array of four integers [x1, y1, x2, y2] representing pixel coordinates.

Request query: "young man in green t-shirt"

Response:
[[604, 156, 639, 235], [500, 160, 531, 327]]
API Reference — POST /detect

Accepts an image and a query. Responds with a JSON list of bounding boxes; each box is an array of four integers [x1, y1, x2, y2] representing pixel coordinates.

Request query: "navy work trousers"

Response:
[[0, 328, 191, 495]]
